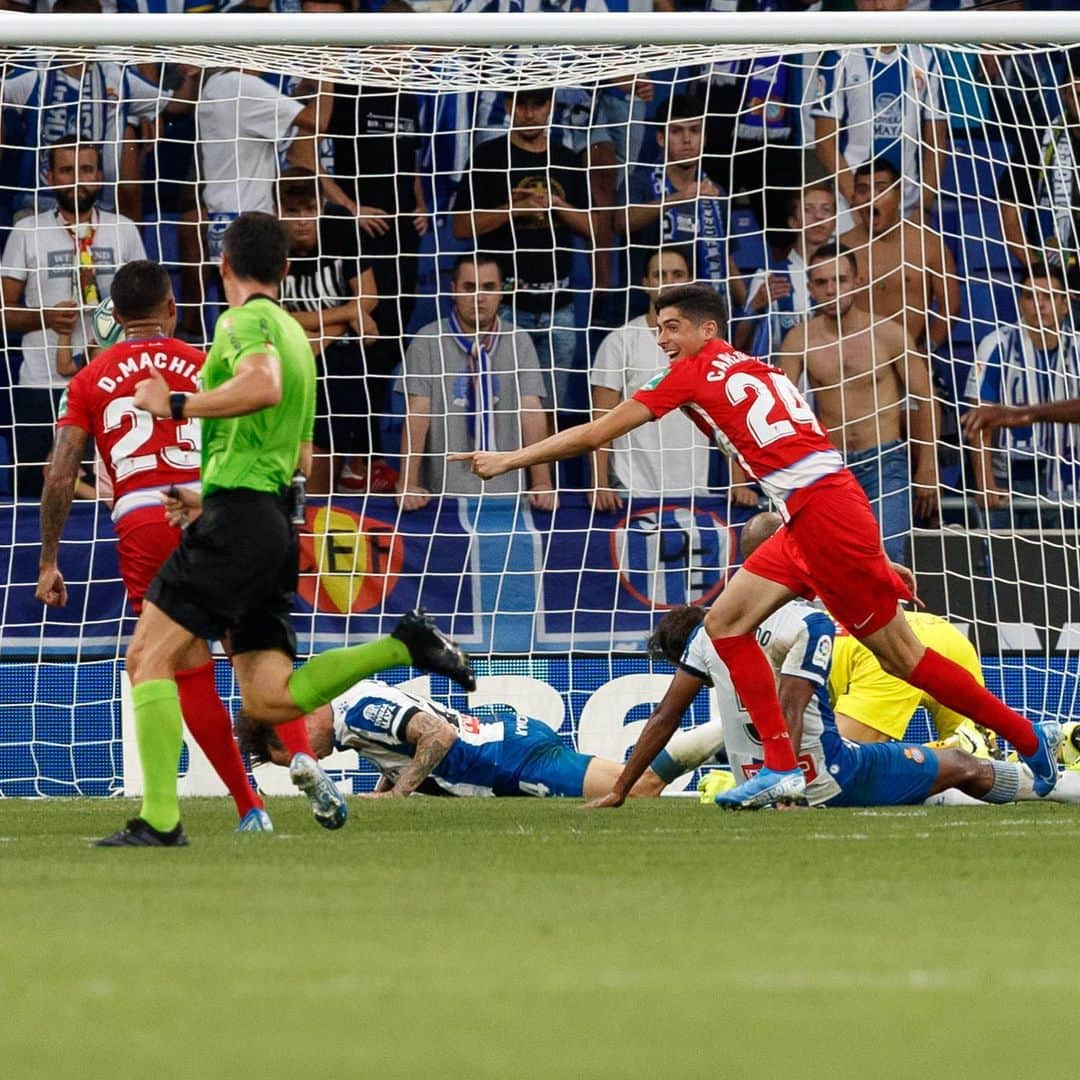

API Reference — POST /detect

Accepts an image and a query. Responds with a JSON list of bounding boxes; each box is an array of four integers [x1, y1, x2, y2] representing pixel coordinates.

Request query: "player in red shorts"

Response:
[[452, 283, 1061, 807], [34, 259, 295, 831]]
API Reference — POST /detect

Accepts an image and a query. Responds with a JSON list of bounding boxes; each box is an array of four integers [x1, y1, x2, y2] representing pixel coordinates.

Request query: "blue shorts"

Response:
[[824, 739, 940, 808], [492, 721, 592, 798]]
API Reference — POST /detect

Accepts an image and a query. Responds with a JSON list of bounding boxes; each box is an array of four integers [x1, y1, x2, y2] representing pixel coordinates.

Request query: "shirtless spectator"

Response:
[[841, 159, 960, 354], [779, 243, 939, 563]]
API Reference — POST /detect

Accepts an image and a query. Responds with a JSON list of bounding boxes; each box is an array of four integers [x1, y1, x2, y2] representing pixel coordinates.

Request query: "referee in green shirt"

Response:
[[98, 213, 473, 847]]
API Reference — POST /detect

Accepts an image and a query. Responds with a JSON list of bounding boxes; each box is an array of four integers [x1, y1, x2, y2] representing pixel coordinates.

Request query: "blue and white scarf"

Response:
[[448, 309, 501, 452], [650, 165, 727, 293]]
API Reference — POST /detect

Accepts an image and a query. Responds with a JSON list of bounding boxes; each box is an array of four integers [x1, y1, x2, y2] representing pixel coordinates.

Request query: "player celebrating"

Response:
[[35, 259, 275, 833], [454, 283, 1060, 809], [235, 679, 644, 801], [95, 214, 474, 847]]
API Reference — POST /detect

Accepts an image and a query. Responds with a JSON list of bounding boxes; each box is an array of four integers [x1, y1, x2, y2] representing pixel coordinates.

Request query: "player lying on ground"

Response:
[[619, 601, 1080, 810], [453, 282, 1060, 808], [235, 679, 646, 800], [94, 215, 475, 847], [35, 260, 274, 832]]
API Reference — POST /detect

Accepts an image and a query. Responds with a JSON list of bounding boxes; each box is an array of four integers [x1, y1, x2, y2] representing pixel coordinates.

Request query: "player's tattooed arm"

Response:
[[36, 425, 90, 607], [387, 710, 459, 797], [39, 425, 89, 567]]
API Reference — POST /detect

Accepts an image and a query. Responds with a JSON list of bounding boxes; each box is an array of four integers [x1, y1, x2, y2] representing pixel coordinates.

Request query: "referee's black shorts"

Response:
[[146, 488, 299, 658]]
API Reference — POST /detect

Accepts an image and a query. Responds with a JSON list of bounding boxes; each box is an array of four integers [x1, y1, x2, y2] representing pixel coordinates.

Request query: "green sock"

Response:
[[288, 636, 411, 715], [132, 679, 184, 833]]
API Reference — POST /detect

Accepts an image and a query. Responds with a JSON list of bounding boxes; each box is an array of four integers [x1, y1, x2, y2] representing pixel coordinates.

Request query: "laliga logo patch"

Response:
[[609, 505, 734, 609], [297, 505, 405, 615]]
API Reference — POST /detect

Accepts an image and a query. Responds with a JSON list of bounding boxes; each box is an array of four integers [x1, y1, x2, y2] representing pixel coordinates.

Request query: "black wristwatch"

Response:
[[169, 393, 189, 421]]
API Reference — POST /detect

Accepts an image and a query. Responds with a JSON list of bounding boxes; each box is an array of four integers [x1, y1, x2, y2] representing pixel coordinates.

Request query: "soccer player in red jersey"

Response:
[[35, 259, 300, 831], [453, 283, 1061, 807]]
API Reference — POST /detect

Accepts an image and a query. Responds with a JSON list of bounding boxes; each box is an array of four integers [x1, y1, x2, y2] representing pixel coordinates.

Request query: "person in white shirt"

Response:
[[1, 138, 147, 496], [178, 65, 334, 337], [811, 0, 949, 220], [588, 245, 712, 510]]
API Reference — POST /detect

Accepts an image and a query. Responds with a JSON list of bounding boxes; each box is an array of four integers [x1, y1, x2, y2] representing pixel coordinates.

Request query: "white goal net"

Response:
[[1, 10, 1079, 795]]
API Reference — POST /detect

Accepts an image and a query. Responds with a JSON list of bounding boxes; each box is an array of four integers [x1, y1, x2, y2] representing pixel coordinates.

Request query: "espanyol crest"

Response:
[[609, 505, 734, 609]]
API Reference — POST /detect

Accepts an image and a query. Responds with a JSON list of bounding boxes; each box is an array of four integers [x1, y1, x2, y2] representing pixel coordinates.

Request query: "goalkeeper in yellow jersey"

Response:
[[830, 610, 985, 745]]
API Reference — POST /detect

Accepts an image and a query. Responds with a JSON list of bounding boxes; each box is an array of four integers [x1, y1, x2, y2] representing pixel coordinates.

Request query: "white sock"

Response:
[[652, 717, 727, 782], [925, 788, 988, 807], [1012, 763, 1080, 802]]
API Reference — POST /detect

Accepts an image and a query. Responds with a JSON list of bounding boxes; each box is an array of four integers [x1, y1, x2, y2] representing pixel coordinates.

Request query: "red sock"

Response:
[[711, 634, 798, 772], [908, 649, 1037, 755], [176, 661, 263, 817], [274, 717, 315, 758]]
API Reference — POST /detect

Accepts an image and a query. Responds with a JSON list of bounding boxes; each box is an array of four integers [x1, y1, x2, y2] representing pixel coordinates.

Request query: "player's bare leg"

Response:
[[860, 610, 1062, 795], [703, 569, 808, 807], [97, 602, 200, 846]]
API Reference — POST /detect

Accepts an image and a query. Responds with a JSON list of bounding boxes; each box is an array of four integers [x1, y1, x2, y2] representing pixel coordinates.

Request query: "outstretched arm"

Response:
[[36, 425, 90, 608], [584, 668, 705, 809], [963, 397, 1080, 436], [451, 398, 654, 481]]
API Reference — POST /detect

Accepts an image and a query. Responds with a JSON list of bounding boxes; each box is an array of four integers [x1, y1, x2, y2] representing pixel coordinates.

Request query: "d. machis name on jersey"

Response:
[[96, 350, 203, 395]]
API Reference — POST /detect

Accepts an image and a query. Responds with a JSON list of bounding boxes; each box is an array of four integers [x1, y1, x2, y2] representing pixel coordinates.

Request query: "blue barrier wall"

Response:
[[1, 656, 1076, 797]]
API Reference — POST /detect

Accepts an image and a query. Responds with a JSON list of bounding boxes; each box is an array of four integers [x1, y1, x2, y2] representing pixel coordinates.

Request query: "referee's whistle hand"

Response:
[[133, 369, 172, 418]]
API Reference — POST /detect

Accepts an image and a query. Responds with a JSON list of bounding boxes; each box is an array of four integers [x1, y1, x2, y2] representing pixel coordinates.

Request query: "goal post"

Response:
[[2, 11, 1080, 796]]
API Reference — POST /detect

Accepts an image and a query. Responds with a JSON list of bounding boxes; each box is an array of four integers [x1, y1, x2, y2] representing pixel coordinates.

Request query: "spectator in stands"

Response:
[[0, 0, 195, 223], [840, 158, 960, 354], [305, 0, 431, 349], [178, 52, 337, 338], [777, 243, 939, 562], [1, 139, 147, 498], [964, 265, 1080, 528], [997, 49, 1080, 285], [451, 87, 591, 414], [275, 169, 392, 494], [732, 181, 836, 359], [619, 93, 746, 321], [589, 245, 712, 510], [692, 1, 818, 241], [397, 253, 555, 510], [812, 6, 949, 222]]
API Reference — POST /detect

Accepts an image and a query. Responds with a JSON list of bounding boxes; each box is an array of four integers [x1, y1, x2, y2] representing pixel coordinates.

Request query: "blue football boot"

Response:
[[714, 767, 807, 811], [235, 808, 274, 833], [289, 753, 348, 830], [1021, 720, 1062, 797]]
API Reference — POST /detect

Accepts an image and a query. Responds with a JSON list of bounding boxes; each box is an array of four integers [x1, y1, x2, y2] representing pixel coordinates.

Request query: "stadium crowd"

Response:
[[1, 0, 1079, 560]]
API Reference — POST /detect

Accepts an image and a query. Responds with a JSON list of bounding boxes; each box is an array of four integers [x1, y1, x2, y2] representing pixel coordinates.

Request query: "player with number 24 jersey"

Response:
[[57, 336, 205, 610]]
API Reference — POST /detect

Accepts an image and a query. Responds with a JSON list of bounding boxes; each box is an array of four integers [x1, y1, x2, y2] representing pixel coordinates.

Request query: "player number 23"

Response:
[[103, 395, 200, 481], [725, 371, 821, 447]]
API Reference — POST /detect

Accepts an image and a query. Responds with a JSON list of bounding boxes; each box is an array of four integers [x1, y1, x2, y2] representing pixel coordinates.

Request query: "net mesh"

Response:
[[2, 30, 1079, 795]]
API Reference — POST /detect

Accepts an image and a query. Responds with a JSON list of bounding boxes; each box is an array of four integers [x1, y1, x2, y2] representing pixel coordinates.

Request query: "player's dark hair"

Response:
[[53, 0, 102, 13], [223, 212, 290, 286], [647, 605, 706, 666], [854, 156, 901, 184], [808, 241, 858, 277], [1019, 264, 1068, 292], [46, 135, 102, 172], [452, 251, 505, 281], [110, 260, 173, 321], [654, 283, 726, 326], [234, 711, 283, 767]]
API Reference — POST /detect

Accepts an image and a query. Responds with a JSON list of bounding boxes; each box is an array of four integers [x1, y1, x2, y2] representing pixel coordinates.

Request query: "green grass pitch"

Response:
[[1, 797, 1078, 1080]]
